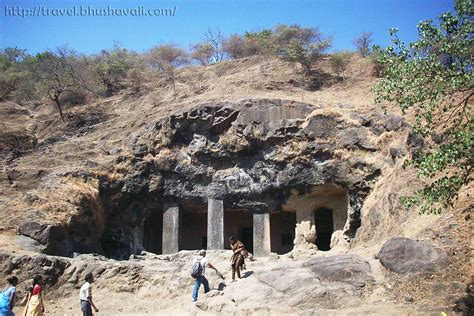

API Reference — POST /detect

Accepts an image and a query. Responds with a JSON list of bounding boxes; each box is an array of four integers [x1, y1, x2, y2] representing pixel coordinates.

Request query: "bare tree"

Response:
[[146, 44, 188, 92], [223, 34, 246, 59], [203, 28, 225, 63], [353, 32, 373, 57]]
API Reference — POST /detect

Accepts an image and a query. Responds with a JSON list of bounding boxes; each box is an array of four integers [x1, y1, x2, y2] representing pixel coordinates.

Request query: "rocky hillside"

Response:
[[0, 56, 472, 314]]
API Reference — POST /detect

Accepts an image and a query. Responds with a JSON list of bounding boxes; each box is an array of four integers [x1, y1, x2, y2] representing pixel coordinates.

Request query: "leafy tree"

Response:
[[0, 48, 31, 101], [329, 51, 352, 79], [274, 24, 332, 77], [368, 45, 386, 77], [146, 44, 187, 92], [374, 0, 473, 213], [243, 29, 274, 56], [353, 32, 373, 57], [94, 44, 137, 96], [30, 47, 88, 120], [223, 30, 274, 59]]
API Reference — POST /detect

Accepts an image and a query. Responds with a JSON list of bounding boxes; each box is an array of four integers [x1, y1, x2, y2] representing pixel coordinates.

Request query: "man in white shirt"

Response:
[[191, 249, 221, 302], [80, 273, 99, 316]]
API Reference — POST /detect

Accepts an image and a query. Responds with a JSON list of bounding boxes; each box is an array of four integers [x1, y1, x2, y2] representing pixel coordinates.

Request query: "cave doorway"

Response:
[[240, 227, 253, 254], [180, 207, 208, 250], [314, 207, 334, 251], [224, 209, 253, 253], [143, 209, 163, 255], [270, 211, 296, 254]]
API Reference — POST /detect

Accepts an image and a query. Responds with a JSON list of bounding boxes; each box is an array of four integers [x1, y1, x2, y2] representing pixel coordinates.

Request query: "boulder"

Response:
[[18, 221, 73, 257], [389, 147, 404, 160], [406, 131, 424, 155], [339, 128, 375, 151], [18, 221, 47, 239], [377, 237, 449, 274], [384, 114, 405, 132], [303, 254, 374, 284], [303, 115, 339, 138]]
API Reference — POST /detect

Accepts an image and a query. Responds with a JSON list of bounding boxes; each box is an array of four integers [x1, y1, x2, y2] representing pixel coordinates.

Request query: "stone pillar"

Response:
[[162, 203, 180, 254], [207, 198, 224, 249], [253, 212, 271, 257]]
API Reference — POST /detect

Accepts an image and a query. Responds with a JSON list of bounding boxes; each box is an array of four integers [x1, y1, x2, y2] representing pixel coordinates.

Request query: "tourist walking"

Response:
[[0, 276, 18, 316], [80, 273, 99, 316], [22, 275, 44, 316], [229, 236, 247, 281], [191, 250, 222, 302]]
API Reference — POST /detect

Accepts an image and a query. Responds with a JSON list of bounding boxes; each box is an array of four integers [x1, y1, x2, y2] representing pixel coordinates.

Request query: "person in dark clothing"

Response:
[[229, 236, 247, 281]]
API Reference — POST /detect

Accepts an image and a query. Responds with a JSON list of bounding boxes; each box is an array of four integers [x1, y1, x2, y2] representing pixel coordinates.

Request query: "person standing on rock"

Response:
[[80, 273, 99, 316], [229, 236, 247, 281], [191, 250, 221, 302], [22, 274, 45, 316], [0, 276, 18, 316]]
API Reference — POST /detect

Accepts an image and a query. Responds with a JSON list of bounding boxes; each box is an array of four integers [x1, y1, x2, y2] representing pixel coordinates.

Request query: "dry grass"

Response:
[[151, 147, 178, 171], [271, 140, 310, 163], [387, 188, 473, 308]]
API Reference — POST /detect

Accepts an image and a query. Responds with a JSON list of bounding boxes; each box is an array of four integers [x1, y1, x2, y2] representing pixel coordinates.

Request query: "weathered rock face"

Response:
[[377, 237, 449, 274], [16, 181, 106, 258], [95, 99, 402, 258], [0, 252, 70, 302], [17, 99, 408, 259]]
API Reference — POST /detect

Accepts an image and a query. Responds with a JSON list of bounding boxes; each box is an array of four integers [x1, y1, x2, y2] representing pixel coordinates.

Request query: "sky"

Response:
[[1, 0, 454, 55]]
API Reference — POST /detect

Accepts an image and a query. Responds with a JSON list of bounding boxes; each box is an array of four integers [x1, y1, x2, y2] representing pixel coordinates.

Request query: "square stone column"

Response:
[[162, 203, 180, 254], [207, 198, 224, 249], [253, 212, 271, 257]]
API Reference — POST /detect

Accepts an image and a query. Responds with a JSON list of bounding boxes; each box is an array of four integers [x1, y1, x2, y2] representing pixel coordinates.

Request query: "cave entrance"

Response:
[[224, 209, 253, 253], [314, 207, 334, 251], [240, 227, 253, 254], [270, 211, 296, 254], [143, 209, 163, 255], [283, 184, 349, 252], [180, 206, 208, 250]]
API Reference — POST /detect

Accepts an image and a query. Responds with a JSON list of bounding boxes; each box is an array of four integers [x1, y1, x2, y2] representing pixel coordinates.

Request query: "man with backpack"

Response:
[[191, 249, 222, 303]]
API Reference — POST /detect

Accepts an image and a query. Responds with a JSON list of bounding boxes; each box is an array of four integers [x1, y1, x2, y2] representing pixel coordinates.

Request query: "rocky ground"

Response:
[[0, 238, 463, 315], [1, 56, 472, 314]]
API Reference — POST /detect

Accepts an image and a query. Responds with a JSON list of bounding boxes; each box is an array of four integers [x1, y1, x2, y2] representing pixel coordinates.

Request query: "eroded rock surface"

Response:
[[95, 99, 398, 258], [7, 98, 409, 259]]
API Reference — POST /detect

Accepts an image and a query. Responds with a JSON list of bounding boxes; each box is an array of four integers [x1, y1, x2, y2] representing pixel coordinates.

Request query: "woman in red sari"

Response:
[[23, 275, 45, 316]]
